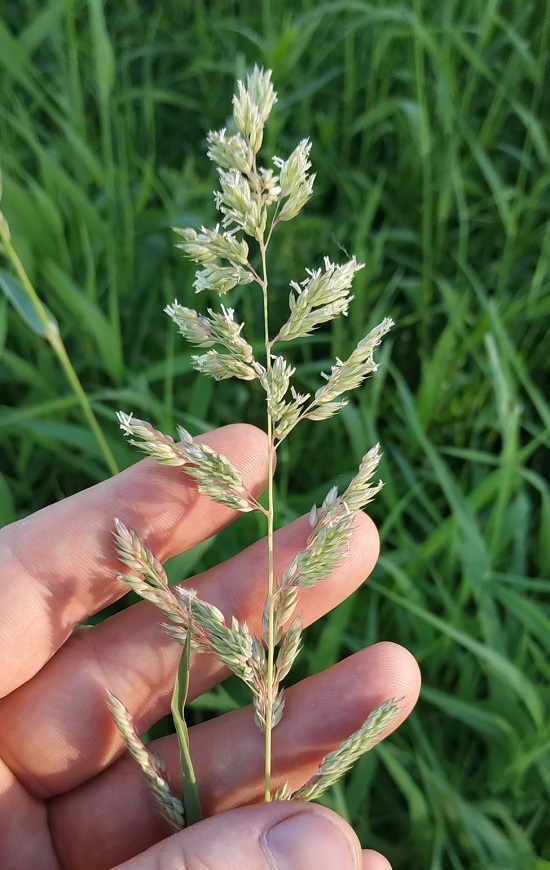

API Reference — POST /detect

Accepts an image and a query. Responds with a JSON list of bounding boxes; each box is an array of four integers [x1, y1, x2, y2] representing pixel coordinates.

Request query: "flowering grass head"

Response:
[[112, 64, 399, 829]]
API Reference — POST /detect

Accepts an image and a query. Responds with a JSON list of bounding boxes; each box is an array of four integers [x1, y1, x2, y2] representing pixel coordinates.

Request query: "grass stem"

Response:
[[0, 222, 119, 476], [260, 238, 275, 802]]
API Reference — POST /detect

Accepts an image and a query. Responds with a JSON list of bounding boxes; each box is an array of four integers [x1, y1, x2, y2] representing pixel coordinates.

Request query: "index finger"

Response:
[[0, 424, 268, 698]]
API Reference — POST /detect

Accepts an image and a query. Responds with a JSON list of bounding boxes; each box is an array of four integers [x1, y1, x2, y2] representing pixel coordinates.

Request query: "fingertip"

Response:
[[351, 509, 380, 567], [111, 802, 362, 870], [369, 640, 422, 714], [264, 805, 362, 870], [362, 849, 393, 870]]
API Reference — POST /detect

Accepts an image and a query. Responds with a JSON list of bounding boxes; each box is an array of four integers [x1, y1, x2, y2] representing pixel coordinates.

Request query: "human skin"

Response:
[[0, 424, 420, 869]]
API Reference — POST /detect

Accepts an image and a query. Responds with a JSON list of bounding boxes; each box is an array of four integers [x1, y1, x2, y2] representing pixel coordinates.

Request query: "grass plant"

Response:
[[1, 2, 549, 867], [110, 66, 401, 821]]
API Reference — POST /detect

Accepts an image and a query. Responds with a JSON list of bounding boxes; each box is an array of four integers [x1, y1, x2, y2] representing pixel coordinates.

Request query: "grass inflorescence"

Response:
[[113, 65, 399, 818], [1, 3, 549, 867]]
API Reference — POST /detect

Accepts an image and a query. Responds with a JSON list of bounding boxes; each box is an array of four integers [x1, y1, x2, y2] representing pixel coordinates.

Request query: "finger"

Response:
[[363, 851, 392, 870], [0, 513, 379, 795], [0, 424, 268, 697], [0, 757, 58, 870], [47, 642, 421, 869], [112, 802, 362, 870]]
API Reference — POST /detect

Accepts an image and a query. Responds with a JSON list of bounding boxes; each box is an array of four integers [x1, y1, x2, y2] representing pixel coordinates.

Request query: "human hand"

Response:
[[0, 424, 420, 869]]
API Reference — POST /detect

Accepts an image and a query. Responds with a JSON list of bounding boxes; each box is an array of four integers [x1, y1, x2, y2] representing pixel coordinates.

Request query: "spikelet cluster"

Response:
[[112, 65, 398, 828]]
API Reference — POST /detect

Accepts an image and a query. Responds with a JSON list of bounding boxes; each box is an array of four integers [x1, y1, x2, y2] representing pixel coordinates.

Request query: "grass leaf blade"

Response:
[[171, 617, 202, 826]]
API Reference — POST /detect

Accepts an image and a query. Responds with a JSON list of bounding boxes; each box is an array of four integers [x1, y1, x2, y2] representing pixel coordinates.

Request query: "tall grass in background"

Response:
[[0, 1, 549, 867]]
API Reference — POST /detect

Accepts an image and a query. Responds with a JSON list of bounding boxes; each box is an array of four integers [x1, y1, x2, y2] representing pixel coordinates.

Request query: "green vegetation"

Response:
[[1, 1, 548, 867]]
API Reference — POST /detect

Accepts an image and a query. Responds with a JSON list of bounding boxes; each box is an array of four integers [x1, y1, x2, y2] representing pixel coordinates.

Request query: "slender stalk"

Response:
[[260, 237, 276, 802], [0, 223, 119, 476], [171, 608, 202, 826]]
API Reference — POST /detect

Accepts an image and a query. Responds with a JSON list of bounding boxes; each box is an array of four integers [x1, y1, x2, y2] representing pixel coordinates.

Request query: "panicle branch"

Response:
[[191, 349, 258, 381], [114, 518, 268, 711], [232, 66, 277, 153], [169, 587, 256, 685], [259, 356, 296, 421], [288, 698, 401, 802], [114, 517, 188, 627], [274, 257, 363, 343], [165, 301, 254, 360], [174, 425, 259, 511], [214, 168, 266, 238], [173, 225, 250, 267], [117, 412, 260, 513], [206, 130, 253, 174], [193, 260, 255, 296], [165, 301, 261, 382], [108, 692, 185, 831], [117, 412, 188, 467], [275, 615, 302, 683], [272, 138, 315, 222], [340, 443, 385, 512], [263, 444, 384, 642], [308, 317, 394, 411]]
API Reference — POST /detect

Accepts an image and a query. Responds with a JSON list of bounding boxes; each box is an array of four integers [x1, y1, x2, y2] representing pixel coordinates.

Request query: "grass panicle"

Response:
[[1, 3, 548, 864], [111, 66, 398, 821]]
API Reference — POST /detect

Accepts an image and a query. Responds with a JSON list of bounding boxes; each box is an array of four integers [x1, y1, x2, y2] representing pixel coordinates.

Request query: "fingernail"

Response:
[[264, 810, 359, 869]]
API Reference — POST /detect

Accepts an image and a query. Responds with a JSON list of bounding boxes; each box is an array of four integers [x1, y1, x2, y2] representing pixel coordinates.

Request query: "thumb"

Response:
[[113, 802, 361, 869]]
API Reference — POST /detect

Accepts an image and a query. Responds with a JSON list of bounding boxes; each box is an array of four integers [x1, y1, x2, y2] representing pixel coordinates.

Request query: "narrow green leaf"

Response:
[[41, 259, 122, 381], [86, 0, 115, 106], [171, 616, 202, 826], [0, 268, 58, 338]]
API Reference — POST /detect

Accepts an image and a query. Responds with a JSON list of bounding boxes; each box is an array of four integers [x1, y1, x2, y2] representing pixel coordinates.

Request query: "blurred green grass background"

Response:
[[1, 1, 549, 867]]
